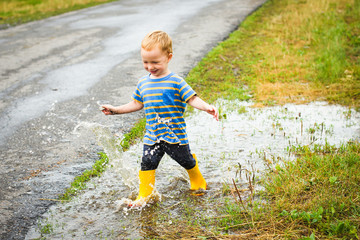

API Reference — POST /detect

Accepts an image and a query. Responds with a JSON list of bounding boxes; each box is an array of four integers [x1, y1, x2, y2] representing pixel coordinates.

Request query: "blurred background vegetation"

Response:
[[0, 0, 116, 28]]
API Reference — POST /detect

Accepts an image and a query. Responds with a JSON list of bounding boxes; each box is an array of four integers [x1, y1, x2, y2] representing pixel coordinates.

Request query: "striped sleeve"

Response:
[[132, 81, 144, 104], [178, 78, 196, 102]]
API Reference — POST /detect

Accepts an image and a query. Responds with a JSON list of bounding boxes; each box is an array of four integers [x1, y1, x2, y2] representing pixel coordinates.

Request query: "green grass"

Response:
[[0, 0, 117, 27], [119, 118, 146, 152], [192, 141, 359, 239], [257, 141, 360, 239], [186, 0, 360, 108], [59, 152, 109, 201]]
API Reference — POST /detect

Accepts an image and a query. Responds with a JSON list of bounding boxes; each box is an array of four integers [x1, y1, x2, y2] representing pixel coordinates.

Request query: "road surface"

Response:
[[0, 0, 265, 238]]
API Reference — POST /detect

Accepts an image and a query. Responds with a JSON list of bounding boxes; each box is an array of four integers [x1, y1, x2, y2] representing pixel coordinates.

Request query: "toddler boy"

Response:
[[102, 30, 218, 207]]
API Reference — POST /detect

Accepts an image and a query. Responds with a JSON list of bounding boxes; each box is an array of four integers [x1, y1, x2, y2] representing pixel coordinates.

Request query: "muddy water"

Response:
[[26, 101, 359, 239]]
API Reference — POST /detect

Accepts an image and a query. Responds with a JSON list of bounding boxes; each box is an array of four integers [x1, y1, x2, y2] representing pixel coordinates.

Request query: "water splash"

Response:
[[114, 190, 162, 213], [73, 121, 137, 189]]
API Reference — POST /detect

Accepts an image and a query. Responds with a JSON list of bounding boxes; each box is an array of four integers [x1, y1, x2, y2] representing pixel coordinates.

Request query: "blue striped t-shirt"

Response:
[[132, 72, 196, 145]]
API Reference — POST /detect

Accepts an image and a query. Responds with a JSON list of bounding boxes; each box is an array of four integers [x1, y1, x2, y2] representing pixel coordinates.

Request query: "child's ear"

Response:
[[168, 53, 173, 62]]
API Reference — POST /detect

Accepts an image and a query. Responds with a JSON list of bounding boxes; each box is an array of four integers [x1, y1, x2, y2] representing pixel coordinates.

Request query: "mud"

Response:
[[0, 0, 266, 239]]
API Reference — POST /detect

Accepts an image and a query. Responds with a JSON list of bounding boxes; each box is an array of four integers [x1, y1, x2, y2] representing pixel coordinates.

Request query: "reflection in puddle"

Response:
[[26, 101, 359, 239]]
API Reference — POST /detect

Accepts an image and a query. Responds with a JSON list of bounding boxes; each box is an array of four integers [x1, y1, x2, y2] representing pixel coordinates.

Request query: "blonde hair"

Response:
[[141, 30, 173, 54]]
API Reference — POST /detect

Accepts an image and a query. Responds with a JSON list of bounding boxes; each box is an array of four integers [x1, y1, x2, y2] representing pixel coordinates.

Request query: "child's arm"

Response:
[[187, 95, 219, 121], [101, 100, 143, 115]]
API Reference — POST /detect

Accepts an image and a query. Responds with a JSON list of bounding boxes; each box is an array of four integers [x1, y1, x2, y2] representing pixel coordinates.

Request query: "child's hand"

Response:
[[207, 105, 219, 121], [187, 96, 219, 121], [101, 105, 116, 115]]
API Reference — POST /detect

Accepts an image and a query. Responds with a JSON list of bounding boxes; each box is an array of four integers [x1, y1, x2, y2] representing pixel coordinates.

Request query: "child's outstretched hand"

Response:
[[187, 96, 219, 121], [207, 105, 219, 121], [101, 104, 116, 115]]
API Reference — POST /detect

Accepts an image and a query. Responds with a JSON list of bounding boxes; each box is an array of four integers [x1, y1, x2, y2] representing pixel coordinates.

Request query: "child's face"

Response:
[[141, 46, 172, 79]]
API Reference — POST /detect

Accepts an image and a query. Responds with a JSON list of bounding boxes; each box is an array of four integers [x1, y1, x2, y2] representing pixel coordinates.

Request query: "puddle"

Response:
[[25, 101, 359, 239]]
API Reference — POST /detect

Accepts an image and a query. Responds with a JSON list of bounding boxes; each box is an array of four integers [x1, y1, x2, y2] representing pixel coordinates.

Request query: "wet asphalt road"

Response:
[[0, 0, 266, 239]]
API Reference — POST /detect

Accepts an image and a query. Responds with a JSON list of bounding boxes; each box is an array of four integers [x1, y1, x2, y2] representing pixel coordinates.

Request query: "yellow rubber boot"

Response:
[[132, 170, 156, 207], [186, 154, 207, 191]]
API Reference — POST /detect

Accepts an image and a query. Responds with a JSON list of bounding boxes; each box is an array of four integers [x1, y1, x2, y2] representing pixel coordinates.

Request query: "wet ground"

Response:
[[25, 100, 360, 239], [0, 0, 267, 239]]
